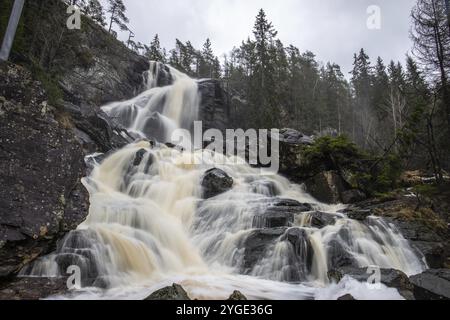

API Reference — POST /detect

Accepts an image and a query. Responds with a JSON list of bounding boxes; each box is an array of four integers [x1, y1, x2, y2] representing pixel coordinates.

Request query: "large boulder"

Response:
[[409, 269, 450, 300], [304, 171, 349, 204], [252, 198, 313, 229], [145, 283, 191, 300], [308, 211, 339, 229], [0, 63, 89, 279], [241, 228, 287, 272], [270, 128, 313, 180], [63, 101, 134, 154], [241, 227, 315, 282], [327, 240, 358, 269], [201, 168, 234, 199]]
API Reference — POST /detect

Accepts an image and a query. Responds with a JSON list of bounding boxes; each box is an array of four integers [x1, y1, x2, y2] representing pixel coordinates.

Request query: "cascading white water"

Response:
[[24, 62, 427, 300], [102, 62, 200, 145]]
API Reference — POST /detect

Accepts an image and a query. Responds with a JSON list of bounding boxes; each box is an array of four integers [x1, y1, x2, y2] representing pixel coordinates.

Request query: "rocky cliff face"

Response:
[[0, 63, 89, 279], [198, 79, 230, 132], [58, 19, 149, 107], [0, 16, 150, 280]]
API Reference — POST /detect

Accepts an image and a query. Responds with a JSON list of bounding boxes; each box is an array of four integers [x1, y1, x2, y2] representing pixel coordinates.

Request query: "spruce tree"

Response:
[[146, 34, 165, 62]]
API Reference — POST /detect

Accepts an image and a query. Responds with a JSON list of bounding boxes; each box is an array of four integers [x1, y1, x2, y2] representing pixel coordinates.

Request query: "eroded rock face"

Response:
[[198, 79, 230, 133], [202, 168, 234, 199], [0, 63, 89, 279], [58, 19, 149, 107]]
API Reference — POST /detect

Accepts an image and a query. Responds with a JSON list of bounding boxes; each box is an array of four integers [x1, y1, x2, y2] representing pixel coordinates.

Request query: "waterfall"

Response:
[[102, 61, 200, 145], [23, 62, 426, 300]]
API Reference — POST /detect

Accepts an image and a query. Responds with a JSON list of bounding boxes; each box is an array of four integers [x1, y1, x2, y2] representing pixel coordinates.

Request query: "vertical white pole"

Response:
[[0, 0, 26, 62]]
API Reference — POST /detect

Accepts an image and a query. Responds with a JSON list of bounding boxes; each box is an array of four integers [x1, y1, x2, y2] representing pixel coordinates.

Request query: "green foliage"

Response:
[[29, 61, 63, 106], [301, 135, 403, 196], [303, 135, 362, 173]]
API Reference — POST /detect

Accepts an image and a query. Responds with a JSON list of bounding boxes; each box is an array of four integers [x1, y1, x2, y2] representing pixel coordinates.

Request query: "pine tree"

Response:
[[146, 34, 165, 62], [199, 38, 215, 78], [372, 57, 390, 119], [350, 49, 374, 147], [107, 0, 129, 33]]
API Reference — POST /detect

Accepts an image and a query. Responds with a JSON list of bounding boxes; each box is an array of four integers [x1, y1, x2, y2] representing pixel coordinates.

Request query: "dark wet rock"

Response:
[[0, 64, 89, 279], [249, 180, 280, 197], [145, 62, 173, 88], [164, 142, 184, 151], [133, 148, 147, 166], [145, 283, 191, 300], [227, 290, 248, 300], [337, 294, 356, 300], [341, 189, 366, 204], [252, 198, 313, 229], [202, 168, 234, 199], [327, 240, 358, 269], [242, 228, 287, 271], [342, 208, 372, 221], [281, 228, 314, 281], [242, 226, 314, 282], [328, 267, 414, 300], [305, 171, 350, 204], [198, 79, 230, 133], [0, 277, 68, 300], [272, 198, 313, 210], [409, 269, 450, 300], [254, 210, 294, 229], [63, 101, 134, 154], [411, 241, 448, 269], [270, 128, 314, 180], [309, 211, 338, 229]]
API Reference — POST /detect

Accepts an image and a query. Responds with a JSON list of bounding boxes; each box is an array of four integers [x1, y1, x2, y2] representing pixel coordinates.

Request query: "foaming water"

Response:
[[102, 61, 200, 144], [23, 62, 426, 300]]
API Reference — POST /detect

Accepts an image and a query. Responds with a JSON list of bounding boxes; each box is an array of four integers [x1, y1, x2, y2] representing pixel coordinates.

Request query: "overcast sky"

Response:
[[112, 0, 417, 75]]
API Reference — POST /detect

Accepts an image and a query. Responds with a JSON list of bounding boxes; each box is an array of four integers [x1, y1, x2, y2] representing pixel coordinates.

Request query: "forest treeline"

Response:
[[0, 0, 449, 182]]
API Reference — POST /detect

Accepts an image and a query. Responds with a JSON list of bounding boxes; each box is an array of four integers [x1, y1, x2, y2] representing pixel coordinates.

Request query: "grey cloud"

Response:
[[111, 0, 417, 74]]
